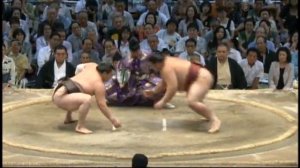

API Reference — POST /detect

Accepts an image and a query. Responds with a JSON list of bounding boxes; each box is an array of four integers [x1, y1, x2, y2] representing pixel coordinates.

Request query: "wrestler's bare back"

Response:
[[162, 57, 213, 91], [71, 63, 104, 95]]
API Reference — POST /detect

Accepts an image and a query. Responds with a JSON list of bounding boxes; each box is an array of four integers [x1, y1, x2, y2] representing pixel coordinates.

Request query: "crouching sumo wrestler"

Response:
[[52, 62, 121, 134], [144, 53, 221, 133]]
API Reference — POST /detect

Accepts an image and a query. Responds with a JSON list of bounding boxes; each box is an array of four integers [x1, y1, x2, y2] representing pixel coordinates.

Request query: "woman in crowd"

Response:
[[268, 47, 294, 90], [12, 28, 32, 63], [116, 26, 133, 59], [178, 5, 204, 37], [207, 26, 228, 60]]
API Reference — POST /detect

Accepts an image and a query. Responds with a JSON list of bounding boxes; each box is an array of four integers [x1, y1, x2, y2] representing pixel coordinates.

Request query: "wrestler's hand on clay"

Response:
[[110, 117, 122, 128], [154, 100, 165, 109], [143, 90, 155, 97]]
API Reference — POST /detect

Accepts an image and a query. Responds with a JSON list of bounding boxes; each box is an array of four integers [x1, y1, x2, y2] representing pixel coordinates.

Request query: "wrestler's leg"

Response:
[[53, 88, 93, 134], [64, 111, 77, 124], [186, 83, 221, 133]]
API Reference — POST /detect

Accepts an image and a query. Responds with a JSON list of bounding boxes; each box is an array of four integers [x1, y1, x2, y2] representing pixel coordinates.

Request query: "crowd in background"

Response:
[[2, 0, 298, 90]]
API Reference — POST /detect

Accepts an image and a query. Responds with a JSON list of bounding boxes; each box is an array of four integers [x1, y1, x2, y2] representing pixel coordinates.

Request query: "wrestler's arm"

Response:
[[75, 64, 85, 75], [94, 83, 121, 128], [153, 80, 166, 94], [157, 68, 178, 105]]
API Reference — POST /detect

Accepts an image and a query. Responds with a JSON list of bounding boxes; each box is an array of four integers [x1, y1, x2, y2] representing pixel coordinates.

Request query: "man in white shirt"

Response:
[[179, 38, 206, 66], [239, 48, 264, 89], [176, 23, 207, 56], [156, 19, 181, 55], [140, 34, 168, 54], [37, 32, 61, 73], [136, 0, 168, 28]]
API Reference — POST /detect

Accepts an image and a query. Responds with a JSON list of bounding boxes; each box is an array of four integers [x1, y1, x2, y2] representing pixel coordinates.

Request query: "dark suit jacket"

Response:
[[257, 49, 276, 74], [206, 57, 247, 89], [36, 59, 75, 88]]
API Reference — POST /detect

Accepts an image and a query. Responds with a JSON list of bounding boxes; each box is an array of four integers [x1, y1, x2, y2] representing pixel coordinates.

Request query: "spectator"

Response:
[[156, 19, 181, 55], [178, 5, 204, 37], [132, 153, 148, 168], [284, 31, 298, 79], [102, 0, 116, 25], [204, 18, 231, 44], [206, 42, 247, 89], [101, 39, 119, 64], [279, 0, 298, 36], [136, 0, 168, 28], [4, 0, 29, 22], [41, 0, 72, 30], [8, 40, 30, 86], [67, 22, 83, 53], [207, 26, 227, 61], [37, 32, 61, 72], [37, 6, 65, 34], [106, 13, 125, 41], [2, 43, 16, 87], [10, 7, 30, 42], [107, 0, 135, 31], [36, 22, 53, 52], [87, 28, 104, 58], [171, 0, 198, 21], [79, 52, 91, 64], [176, 23, 207, 57], [137, 12, 160, 41], [138, 23, 156, 41], [72, 38, 101, 67], [254, 8, 278, 33], [258, 19, 280, 48], [116, 26, 132, 58], [256, 36, 276, 74], [268, 47, 294, 90], [36, 45, 75, 89], [77, 11, 98, 39], [199, 1, 213, 33], [238, 18, 256, 57], [56, 29, 73, 63], [156, 0, 170, 20], [233, 0, 256, 33], [216, 7, 235, 38], [3, 17, 21, 45], [12, 28, 32, 63], [179, 38, 206, 66], [247, 27, 276, 52], [85, 0, 99, 23], [226, 39, 242, 64], [140, 34, 168, 53], [75, 0, 100, 14], [239, 48, 264, 89]]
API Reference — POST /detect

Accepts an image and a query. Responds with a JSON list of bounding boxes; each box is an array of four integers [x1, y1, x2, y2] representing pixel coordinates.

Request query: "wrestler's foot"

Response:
[[164, 103, 176, 109], [64, 119, 78, 124], [208, 118, 221, 133], [75, 126, 93, 134]]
